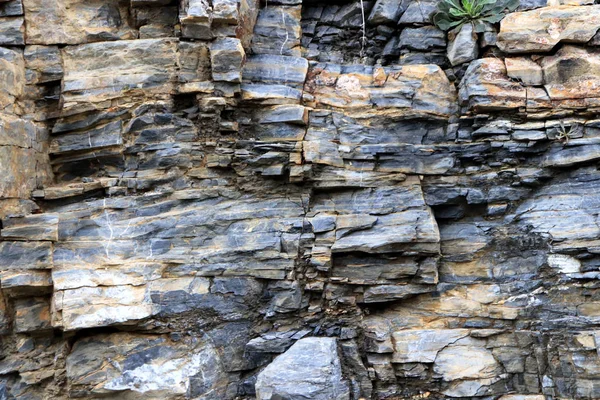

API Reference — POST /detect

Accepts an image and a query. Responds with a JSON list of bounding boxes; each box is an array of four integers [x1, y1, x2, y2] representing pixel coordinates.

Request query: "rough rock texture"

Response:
[[255, 337, 350, 400], [1, 1, 600, 400]]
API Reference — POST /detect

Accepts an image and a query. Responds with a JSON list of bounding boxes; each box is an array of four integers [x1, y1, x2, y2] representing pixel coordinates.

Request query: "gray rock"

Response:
[[255, 337, 350, 400], [243, 54, 309, 86], [66, 333, 227, 398], [399, 26, 446, 51], [0, 0, 23, 17], [368, 0, 408, 24], [447, 23, 478, 66], [210, 37, 245, 83], [0, 16, 23, 45], [251, 5, 302, 56], [398, 0, 438, 24]]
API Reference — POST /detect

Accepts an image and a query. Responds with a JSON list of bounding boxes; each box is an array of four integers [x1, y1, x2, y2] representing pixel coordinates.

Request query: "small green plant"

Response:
[[433, 0, 519, 33]]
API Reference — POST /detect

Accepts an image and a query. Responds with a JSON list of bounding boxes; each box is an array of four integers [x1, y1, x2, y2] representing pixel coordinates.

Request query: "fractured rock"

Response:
[[447, 23, 478, 66], [22, 0, 136, 45], [210, 37, 245, 83], [498, 5, 600, 53], [255, 337, 350, 400]]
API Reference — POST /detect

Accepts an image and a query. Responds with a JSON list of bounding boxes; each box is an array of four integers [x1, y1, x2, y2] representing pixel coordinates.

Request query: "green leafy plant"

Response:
[[433, 0, 519, 33]]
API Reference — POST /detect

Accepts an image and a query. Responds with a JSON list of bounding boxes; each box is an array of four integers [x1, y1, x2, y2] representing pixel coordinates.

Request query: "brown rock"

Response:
[[498, 5, 600, 53], [60, 38, 178, 116], [306, 64, 457, 120], [459, 58, 527, 112], [505, 57, 543, 86], [22, 0, 136, 45], [541, 45, 600, 100]]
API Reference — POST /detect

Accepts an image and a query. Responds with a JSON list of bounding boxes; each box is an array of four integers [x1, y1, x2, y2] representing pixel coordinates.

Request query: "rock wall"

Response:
[[0, 0, 600, 399]]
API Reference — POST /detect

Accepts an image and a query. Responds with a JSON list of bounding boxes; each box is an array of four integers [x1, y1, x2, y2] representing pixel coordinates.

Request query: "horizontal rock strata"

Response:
[[0, 1, 600, 400]]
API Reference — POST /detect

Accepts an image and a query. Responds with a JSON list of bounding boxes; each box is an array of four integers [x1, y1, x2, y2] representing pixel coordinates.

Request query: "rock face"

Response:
[[255, 337, 350, 400], [498, 5, 600, 53], [2, 1, 600, 400]]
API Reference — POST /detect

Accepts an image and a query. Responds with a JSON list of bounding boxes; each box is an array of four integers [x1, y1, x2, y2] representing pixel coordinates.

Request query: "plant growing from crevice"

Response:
[[555, 122, 580, 144], [433, 0, 519, 33]]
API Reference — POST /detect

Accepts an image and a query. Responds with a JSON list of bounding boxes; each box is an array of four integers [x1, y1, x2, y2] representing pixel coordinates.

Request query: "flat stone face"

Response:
[[66, 333, 226, 398], [505, 57, 543, 86], [60, 38, 178, 116], [22, 0, 136, 45], [243, 54, 308, 87], [447, 23, 478, 67], [392, 329, 469, 363], [251, 5, 302, 56], [434, 345, 501, 381], [305, 64, 457, 120], [498, 5, 600, 53], [255, 337, 350, 400], [542, 45, 600, 100], [0, 16, 24, 45], [459, 58, 527, 112]]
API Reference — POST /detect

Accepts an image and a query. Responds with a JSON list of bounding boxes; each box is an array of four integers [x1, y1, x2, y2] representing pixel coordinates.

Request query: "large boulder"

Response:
[[255, 337, 350, 400]]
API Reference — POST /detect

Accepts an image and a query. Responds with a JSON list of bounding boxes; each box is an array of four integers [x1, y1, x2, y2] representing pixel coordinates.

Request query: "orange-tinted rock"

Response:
[[498, 6, 600, 53]]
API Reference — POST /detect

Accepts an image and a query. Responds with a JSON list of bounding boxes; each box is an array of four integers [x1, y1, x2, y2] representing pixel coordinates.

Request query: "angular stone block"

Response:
[[210, 37, 245, 83], [255, 337, 350, 400]]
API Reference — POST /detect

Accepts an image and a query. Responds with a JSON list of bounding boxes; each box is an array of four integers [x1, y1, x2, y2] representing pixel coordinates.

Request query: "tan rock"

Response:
[[459, 58, 527, 112], [0, 47, 24, 113], [541, 45, 600, 100], [505, 57, 543, 86], [306, 64, 457, 120], [392, 329, 470, 363], [434, 344, 501, 381], [22, 0, 136, 45], [498, 5, 600, 53], [60, 38, 178, 116]]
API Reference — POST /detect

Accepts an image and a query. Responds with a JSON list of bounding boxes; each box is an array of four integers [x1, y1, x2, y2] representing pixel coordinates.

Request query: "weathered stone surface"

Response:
[[305, 64, 457, 119], [399, 26, 446, 52], [0, 16, 23, 45], [541, 45, 600, 100], [255, 337, 350, 400], [210, 37, 245, 82], [447, 24, 478, 66], [459, 58, 527, 112], [66, 333, 227, 398], [22, 0, 136, 45], [2, 1, 600, 399], [243, 54, 308, 87], [60, 38, 178, 116], [368, 0, 408, 24], [498, 5, 600, 53], [180, 0, 259, 46], [251, 5, 302, 56], [505, 56, 543, 85]]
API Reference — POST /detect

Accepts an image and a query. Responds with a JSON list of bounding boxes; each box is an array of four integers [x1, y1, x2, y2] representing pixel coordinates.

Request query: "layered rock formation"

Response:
[[1, 0, 600, 399]]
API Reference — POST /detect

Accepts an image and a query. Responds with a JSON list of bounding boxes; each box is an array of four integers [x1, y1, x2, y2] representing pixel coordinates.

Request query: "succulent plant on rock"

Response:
[[433, 0, 520, 33]]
